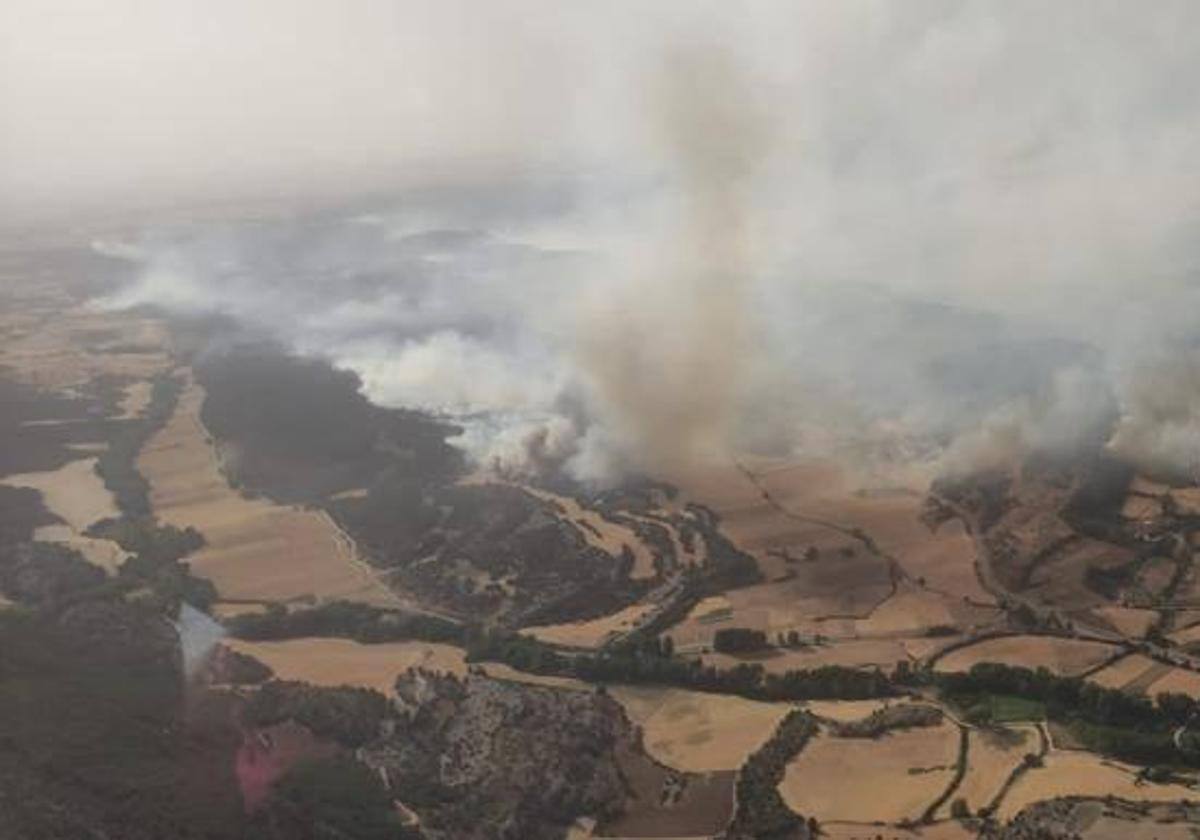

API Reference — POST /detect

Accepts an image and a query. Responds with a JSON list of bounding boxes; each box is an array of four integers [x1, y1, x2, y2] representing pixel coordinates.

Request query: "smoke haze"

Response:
[[10, 1, 1200, 482]]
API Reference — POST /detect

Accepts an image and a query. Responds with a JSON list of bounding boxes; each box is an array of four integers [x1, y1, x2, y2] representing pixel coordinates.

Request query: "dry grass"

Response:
[[934, 635, 1119, 677], [777, 721, 961, 823], [139, 379, 397, 605], [609, 685, 790, 772], [224, 638, 466, 692], [521, 602, 654, 648], [996, 751, 1198, 819], [951, 726, 1033, 815]]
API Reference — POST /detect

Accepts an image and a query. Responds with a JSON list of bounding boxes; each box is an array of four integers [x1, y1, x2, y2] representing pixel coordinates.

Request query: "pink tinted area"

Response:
[[235, 721, 337, 812]]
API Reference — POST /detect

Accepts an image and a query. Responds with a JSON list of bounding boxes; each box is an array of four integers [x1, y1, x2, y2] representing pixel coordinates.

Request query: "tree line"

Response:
[[937, 661, 1200, 767]]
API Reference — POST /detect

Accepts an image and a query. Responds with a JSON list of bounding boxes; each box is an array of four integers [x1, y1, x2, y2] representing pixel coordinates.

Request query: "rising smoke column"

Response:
[[576, 46, 771, 478]]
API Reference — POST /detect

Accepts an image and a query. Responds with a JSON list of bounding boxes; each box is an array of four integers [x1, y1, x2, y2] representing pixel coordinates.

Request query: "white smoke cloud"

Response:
[[31, 2, 1200, 483]]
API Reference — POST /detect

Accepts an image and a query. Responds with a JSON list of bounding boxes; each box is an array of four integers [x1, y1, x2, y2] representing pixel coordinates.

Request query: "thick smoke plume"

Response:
[[576, 47, 770, 477], [26, 2, 1200, 485]]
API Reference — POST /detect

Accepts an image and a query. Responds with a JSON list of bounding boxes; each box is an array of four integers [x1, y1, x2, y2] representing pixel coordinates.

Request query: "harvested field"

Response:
[[1140, 666, 1200, 696], [951, 726, 1033, 815], [65, 442, 109, 453], [854, 587, 958, 635], [778, 721, 961, 823], [29, 523, 129, 575], [522, 602, 654, 648], [891, 519, 994, 605], [1171, 487, 1200, 517], [706, 638, 916, 673], [1137, 556, 1177, 600], [609, 685, 789, 772], [0, 305, 172, 392], [2, 456, 129, 573], [804, 699, 892, 722], [1092, 606, 1158, 639], [139, 379, 397, 605], [688, 595, 732, 624], [996, 751, 1198, 819], [597, 746, 734, 839], [224, 638, 466, 692], [1025, 538, 1137, 611], [209, 602, 268, 620], [2, 457, 119, 532], [740, 549, 894, 616], [670, 457, 992, 649], [1168, 622, 1200, 648], [1122, 489, 1163, 521], [671, 460, 870, 581], [1072, 811, 1200, 840], [933, 635, 1119, 677], [817, 824, 973, 840], [1088, 654, 1165, 691], [854, 586, 1001, 637]]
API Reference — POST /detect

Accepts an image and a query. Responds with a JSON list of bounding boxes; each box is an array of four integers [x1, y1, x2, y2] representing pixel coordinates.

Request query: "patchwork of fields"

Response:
[[8, 274, 1200, 840]]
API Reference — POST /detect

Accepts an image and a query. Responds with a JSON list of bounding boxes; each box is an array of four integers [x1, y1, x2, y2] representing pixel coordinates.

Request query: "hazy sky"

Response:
[[6, 1, 1191, 221], [2, 0, 735, 217], [15, 1, 1200, 480]]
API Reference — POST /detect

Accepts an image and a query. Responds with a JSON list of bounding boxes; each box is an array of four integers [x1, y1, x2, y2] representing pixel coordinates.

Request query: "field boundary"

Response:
[[920, 723, 969, 823], [980, 722, 1050, 818]]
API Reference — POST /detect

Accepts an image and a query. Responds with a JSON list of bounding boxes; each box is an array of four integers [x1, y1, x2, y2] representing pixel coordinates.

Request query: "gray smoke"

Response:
[[574, 46, 771, 477], [31, 2, 1200, 485]]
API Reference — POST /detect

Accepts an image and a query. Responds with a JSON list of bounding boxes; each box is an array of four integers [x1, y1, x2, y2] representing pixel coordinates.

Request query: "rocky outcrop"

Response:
[[364, 671, 635, 840]]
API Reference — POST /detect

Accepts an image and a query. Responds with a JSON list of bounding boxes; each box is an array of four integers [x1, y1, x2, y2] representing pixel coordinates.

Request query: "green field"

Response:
[[988, 695, 1046, 722], [956, 693, 1046, 724]]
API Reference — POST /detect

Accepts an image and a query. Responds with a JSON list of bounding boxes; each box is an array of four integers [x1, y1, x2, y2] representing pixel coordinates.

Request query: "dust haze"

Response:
[[9, 1, 1200, 483]]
